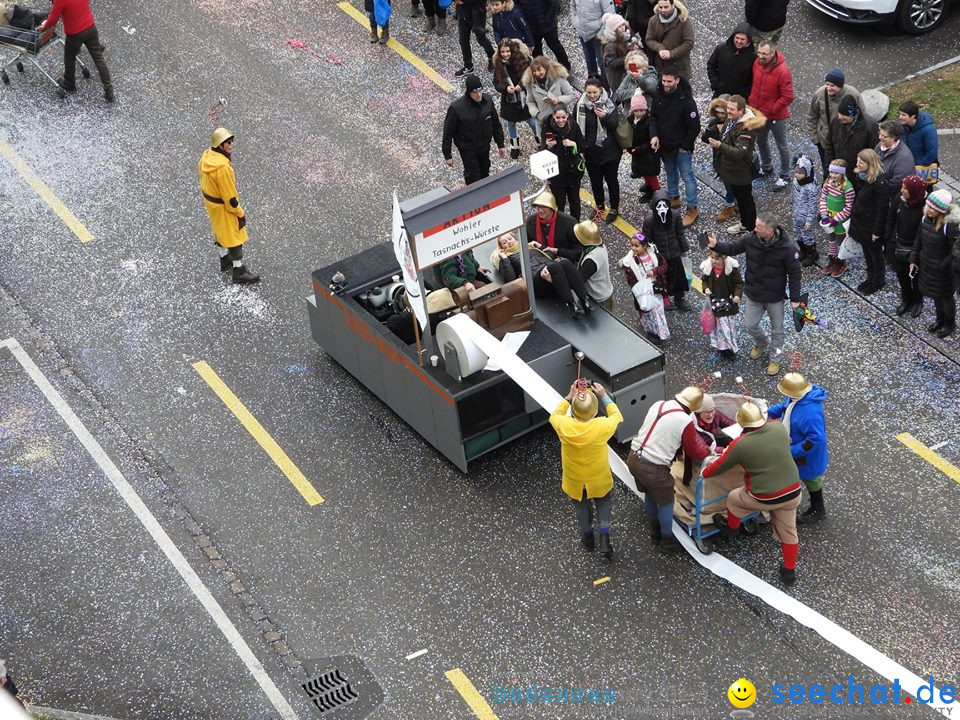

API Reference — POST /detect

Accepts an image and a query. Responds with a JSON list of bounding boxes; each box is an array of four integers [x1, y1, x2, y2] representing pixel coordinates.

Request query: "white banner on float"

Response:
[[391, 191, 427, 329], [412, 191, 523, 270]]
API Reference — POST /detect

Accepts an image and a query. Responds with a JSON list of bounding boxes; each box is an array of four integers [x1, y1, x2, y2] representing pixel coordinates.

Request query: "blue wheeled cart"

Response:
[[676, 476, 761, 555]]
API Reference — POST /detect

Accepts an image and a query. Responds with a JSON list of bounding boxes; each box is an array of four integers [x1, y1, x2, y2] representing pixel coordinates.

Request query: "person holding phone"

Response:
[[910, 189, 958, 339], [540, 105, 586, 219], [576, 78, 623, 224]]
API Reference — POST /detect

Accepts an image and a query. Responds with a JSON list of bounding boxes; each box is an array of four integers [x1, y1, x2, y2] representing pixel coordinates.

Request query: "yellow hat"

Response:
[[531, 190, 558, 212], [211, 127, 235, 148], [572, 388, 598, 421], [425, 289, 456, 313], [777, 372, 812, 399], [674, 386, 704, 411], [736, 401, 766, 428], [574, 220, 601, 246]]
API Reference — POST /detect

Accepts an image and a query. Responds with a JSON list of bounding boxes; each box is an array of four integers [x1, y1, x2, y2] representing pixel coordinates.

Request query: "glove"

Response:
[[819, 214, 829, 224], [238, 215, 247, 230], [828, 218, 838, 227]]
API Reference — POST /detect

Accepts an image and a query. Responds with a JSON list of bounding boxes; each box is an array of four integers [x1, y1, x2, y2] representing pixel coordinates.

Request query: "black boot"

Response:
[[581, 531, 595, 551], [937, 324, 956, 339], [711, 513, 739, 539], [779, 565, 797, 586], [232, 265, 260, 284], [800, 244, 818, 267], [220, 255, 232, 272], [649, 520, 661, 542], [569, 294, 585, 317], [659, 533, 682, 554], [673, 293, 691, 312], [581, 294, 593, 314], [910, 302, 923, 318], [797, 489, 825, 524], [927, 319, 944, 333], [895, 300, 910, 316], [596, 531, 613, 559]]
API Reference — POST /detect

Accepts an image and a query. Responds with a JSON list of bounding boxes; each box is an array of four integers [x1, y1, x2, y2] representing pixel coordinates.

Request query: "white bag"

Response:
[[632, 277, 656, 311], [837, 235, 863, 260]]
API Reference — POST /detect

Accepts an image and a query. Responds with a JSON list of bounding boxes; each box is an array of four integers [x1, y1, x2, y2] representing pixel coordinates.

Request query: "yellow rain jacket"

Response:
[[198, 148, 247, 248], [549, 399, 623, 499]]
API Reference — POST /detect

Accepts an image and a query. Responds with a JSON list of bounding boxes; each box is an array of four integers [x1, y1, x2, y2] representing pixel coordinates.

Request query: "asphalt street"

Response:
[[0, 0, 959, 718]]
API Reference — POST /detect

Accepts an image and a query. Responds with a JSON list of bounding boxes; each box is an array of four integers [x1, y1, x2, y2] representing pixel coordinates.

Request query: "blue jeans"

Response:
[[722, 180, 735, 205], [644, 495, 675, 538], [506, 117, 538, 140], [662, 149, 698, 207], [578, 36, 605, 83]]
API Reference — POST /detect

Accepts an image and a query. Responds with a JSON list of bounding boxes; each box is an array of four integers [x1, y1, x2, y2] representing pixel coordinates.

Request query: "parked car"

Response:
[[805, 0, 952, 34]]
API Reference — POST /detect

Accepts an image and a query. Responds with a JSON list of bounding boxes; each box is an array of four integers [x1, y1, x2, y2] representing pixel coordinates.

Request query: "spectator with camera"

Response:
[[541, 105, 586, 219], [576, 78, 623, 224], [599, 12, 637, 95], [523, 55, 577, 127]]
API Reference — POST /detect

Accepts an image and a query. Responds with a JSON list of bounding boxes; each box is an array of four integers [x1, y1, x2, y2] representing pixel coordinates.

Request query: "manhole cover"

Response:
[[301, 656, 385, 718]]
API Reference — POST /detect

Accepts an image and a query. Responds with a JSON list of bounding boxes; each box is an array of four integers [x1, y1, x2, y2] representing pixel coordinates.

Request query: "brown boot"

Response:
[[669, 196, 681, 209], [715, 204, 738, 222], [682, 206, 699, 227]]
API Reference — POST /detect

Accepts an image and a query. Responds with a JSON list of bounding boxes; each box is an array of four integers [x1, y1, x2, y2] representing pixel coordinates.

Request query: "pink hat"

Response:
[[630, 92, 647, 111], [601, 12, 628, 39]]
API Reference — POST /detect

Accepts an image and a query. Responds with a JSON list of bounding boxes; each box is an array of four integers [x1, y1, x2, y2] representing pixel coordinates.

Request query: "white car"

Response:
[[805, 0, 952, 34]]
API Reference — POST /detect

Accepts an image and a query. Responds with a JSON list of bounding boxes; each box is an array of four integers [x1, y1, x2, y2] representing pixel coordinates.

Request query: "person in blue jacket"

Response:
[[898, 101, 939, 173], [767, 372, 829, 524], [490, 0, 534, 46]]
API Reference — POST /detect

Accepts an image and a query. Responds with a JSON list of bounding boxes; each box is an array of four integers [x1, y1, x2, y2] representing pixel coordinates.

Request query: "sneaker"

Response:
[[715, 205, 738, 222], [830, 259, 847, 278], [779, 565, 797, 586], [726, 223, 747, 235], [773, 177, 789, 192], [681, 206, 699, 227], [454, 66, 474, 78], [749, 345, 765, 360], [604, 209, 619, 224], [659, 534, 682, 553], [378, 28, 390, 44], [592, 208, 606, 223], [767, 359, 781, 375], [232, 266, 261, 284]]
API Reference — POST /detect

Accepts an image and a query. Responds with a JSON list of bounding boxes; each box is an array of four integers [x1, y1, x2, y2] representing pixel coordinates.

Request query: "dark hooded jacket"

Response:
[[641, 190, 688, 260], [825, 108, 878, 177], [623, 0, 655, 41], [705, 23, 756, 99], [715, 105, 766, 187], [911, 205, 959, 299], [649, 74, 700, 154], [441, 90, 506, 159], [745, 0, 789, 32], [848, 171, 891, 243], [885, 181, 925, 263], [513, 0, 561, 31], [539, 114, 586, 187], [713, 225, 802, 304]]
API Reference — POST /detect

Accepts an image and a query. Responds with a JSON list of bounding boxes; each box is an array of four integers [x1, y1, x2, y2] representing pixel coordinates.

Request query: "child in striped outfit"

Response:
[[791, 155, 819, 267], [818, 159, 855, 278]]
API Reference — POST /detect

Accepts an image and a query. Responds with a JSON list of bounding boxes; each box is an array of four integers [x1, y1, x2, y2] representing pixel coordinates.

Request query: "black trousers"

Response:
[[665, 256, 688, 297], [891, 257, 921, 305], [532, 258, 587, 305], [422, 0, 446, 16], [934, 295, 956, 327], [815, 143, 829, 180], [63, 24, 112, 91], [457, 4, 493, 69], [531, 26, 571, 70], [860, 236, 886, 286], [586, 157, 620, 211], [552, 183, 581, 220], [460, 149, 491, 185], [730, 183, 756, 231]]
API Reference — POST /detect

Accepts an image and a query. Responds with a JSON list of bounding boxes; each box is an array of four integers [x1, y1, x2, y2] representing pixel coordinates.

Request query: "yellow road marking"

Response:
[[337, 1, 454, 94], [0, 140, 93, 243], [579, 189, 703, 293], [593, 576, 610, 586], [896, 433, 960, 485], [192, 361, 324, 505], [445, 668, 499, 719]]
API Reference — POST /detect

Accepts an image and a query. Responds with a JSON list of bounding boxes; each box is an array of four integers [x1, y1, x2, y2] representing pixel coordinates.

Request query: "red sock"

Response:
[[644, 176, 660, 191], [726, 510, 741, 529], [781, 542, 798, 570]]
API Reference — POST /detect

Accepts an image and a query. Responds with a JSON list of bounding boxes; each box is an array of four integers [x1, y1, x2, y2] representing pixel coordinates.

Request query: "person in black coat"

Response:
[[911, 190, 958, 338], [649, 71, 701, 226], [886, 174, 926, 317], [849, 149, 892, 294], [706, 23, 756, 99], [745, 0, 788, 45], [513, 0, 571, 70], [825, 100, 878, 187], [627, 91, 660, 202], [442, 75, 506, 184], [541, 105, 586, 219], [642, 189, 690, 309], [576, 79, 623, 224]]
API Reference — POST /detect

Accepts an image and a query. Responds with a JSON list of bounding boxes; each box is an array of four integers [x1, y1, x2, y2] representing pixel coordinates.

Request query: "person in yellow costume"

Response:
[[199, 127, 260, 284], [549, 381, 623, 558]]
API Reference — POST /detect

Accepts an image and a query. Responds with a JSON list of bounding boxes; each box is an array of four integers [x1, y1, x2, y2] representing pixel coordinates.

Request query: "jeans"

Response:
[[643, 495, 675, 538], [756, 118, 791, 180], [368, 11, 388, 30], [662, 149, 698, 207], [457, 4, 494, 69], [506, 117, 538, 140], [532, 26, 570, 70], [585, 157, 620, 211], [578, 36, 605, 83], [63, 24, 112, 92], [572, 487, 613, 533], [722, 180, 735, 205], [743, 296, 785, 354]]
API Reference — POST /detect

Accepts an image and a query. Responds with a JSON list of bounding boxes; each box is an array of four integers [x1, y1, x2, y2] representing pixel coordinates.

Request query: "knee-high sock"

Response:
[[781, 542, 798, 570], [726, 510, 742, 529]]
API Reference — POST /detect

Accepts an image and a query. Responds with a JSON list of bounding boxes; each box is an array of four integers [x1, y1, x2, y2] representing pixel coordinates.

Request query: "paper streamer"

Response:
[[453, 315, 949, 716]]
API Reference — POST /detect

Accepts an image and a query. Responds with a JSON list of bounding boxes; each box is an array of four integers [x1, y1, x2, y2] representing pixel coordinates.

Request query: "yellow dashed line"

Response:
[[192, 361, 324, 505], [445, 668, 499, 719], [0, 141, 93, 243], [896, 433, 960, 486], [337, 1, 454, 94]]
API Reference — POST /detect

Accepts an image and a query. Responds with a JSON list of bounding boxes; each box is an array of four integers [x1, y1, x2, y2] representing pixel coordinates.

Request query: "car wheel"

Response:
[[897, 0, 949, 34]]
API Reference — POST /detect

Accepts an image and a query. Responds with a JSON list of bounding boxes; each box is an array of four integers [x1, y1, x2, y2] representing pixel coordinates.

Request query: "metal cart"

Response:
[[0, 26, 90, 96]]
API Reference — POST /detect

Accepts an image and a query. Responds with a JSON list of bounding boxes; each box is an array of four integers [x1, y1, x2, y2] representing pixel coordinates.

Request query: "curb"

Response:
[[874, 53, 960, 91]]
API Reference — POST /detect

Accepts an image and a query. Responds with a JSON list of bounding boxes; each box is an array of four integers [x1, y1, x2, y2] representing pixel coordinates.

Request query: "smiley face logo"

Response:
[[727, 678, 756, 708]]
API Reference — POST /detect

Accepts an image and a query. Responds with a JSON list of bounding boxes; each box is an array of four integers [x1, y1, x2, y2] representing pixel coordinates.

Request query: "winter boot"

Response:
[[581, 531, 595, 551], [669, 196, 681, 209], [604, 208, 619, 224], [910, 302, 923, 318], [436, 15, 447, 34], [715, 204, 738, 222], [597, 531, 613, 559], [509, 137, 520, 160], [711, 513, 739, 539], [220, 254, 232, 272], [830, 259, 847, 278], [821, 257, 837, 275], [410, 2, 422, 16], [800, 243, 819, 267], [424, 14, 436, 30], [682, 206, 699, 227], [673, 293, 691, 312], [638, 185, 654, 203], [797, 489, 826, 524], [232, 265, 260, 284], [378, 26, 390, 44], [369, 26, 379, 42], [659, 533, 682, 554], [896, 300, 911, 316]]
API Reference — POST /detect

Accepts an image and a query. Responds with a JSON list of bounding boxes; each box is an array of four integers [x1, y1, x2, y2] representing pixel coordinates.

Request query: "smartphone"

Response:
[[545, 132, 555, 141], [627, 62, 639, 73]]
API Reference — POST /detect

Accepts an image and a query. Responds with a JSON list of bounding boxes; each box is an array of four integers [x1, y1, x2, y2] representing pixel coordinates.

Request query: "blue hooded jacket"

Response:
[[767, 385, 828, 480], [902, 112, 938, 167]]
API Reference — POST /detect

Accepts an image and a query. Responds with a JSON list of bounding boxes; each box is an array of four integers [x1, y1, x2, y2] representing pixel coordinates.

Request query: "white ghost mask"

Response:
[[655, 200, 669, 224]]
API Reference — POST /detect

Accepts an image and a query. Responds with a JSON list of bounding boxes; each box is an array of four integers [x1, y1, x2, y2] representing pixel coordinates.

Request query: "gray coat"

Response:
[[875, 140, 916, 188], [806, 84, 866, 148], [522, 65, 578, 124], [571, 0, 615, 42]]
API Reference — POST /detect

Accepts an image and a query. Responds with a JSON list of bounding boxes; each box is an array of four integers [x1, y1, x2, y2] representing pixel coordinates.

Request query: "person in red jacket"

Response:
[[747, 41, 793, 192], [37, 0, 113, 102]]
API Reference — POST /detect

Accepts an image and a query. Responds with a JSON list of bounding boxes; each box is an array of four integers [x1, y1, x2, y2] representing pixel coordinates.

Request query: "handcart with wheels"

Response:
[[0, 25, 90, 96]]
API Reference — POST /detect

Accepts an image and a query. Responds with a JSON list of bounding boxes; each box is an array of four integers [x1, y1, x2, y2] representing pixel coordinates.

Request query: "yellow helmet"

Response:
[[572, 389, 598, 421], [531, 190, 558, 212], [674, 386, 704, 412], [211, 127, 235, 148], [777, 372, 812, 399], [574, 220, 601, 246], [736, 401, 766, 428]]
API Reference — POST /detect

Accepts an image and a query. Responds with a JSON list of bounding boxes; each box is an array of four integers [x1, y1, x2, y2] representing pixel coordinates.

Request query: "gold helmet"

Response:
[[574, 220, 601, 246], [777, 372, 812, 399], [736, 401, 766, 428], [531, 190, 558, 212], [674, 386, 704, 412], [572, 388, 598, 421], [211, 127, 235, 148]]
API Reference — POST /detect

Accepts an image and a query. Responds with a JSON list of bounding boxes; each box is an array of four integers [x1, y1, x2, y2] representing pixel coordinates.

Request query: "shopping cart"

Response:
[[0, 25, 90, 97]]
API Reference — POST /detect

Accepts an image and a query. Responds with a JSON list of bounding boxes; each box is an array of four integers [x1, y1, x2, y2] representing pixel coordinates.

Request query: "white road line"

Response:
[[929, 440, 949, 451], [405, 649, 428, 661], [0, 337, 301, 720]]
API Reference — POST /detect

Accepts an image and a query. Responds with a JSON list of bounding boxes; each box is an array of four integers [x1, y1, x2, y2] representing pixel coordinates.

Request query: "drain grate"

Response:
[[302, 669, 360, 713]]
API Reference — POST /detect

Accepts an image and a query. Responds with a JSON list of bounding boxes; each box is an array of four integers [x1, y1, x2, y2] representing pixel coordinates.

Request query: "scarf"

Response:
[[577, 94, 613, 146], [536, 213, 558, 249], [658, 8, 678, 24]]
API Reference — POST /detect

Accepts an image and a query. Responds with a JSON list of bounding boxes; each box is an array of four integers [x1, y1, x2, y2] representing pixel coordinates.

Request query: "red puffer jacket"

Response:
[[747, 51, 794, 121]]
